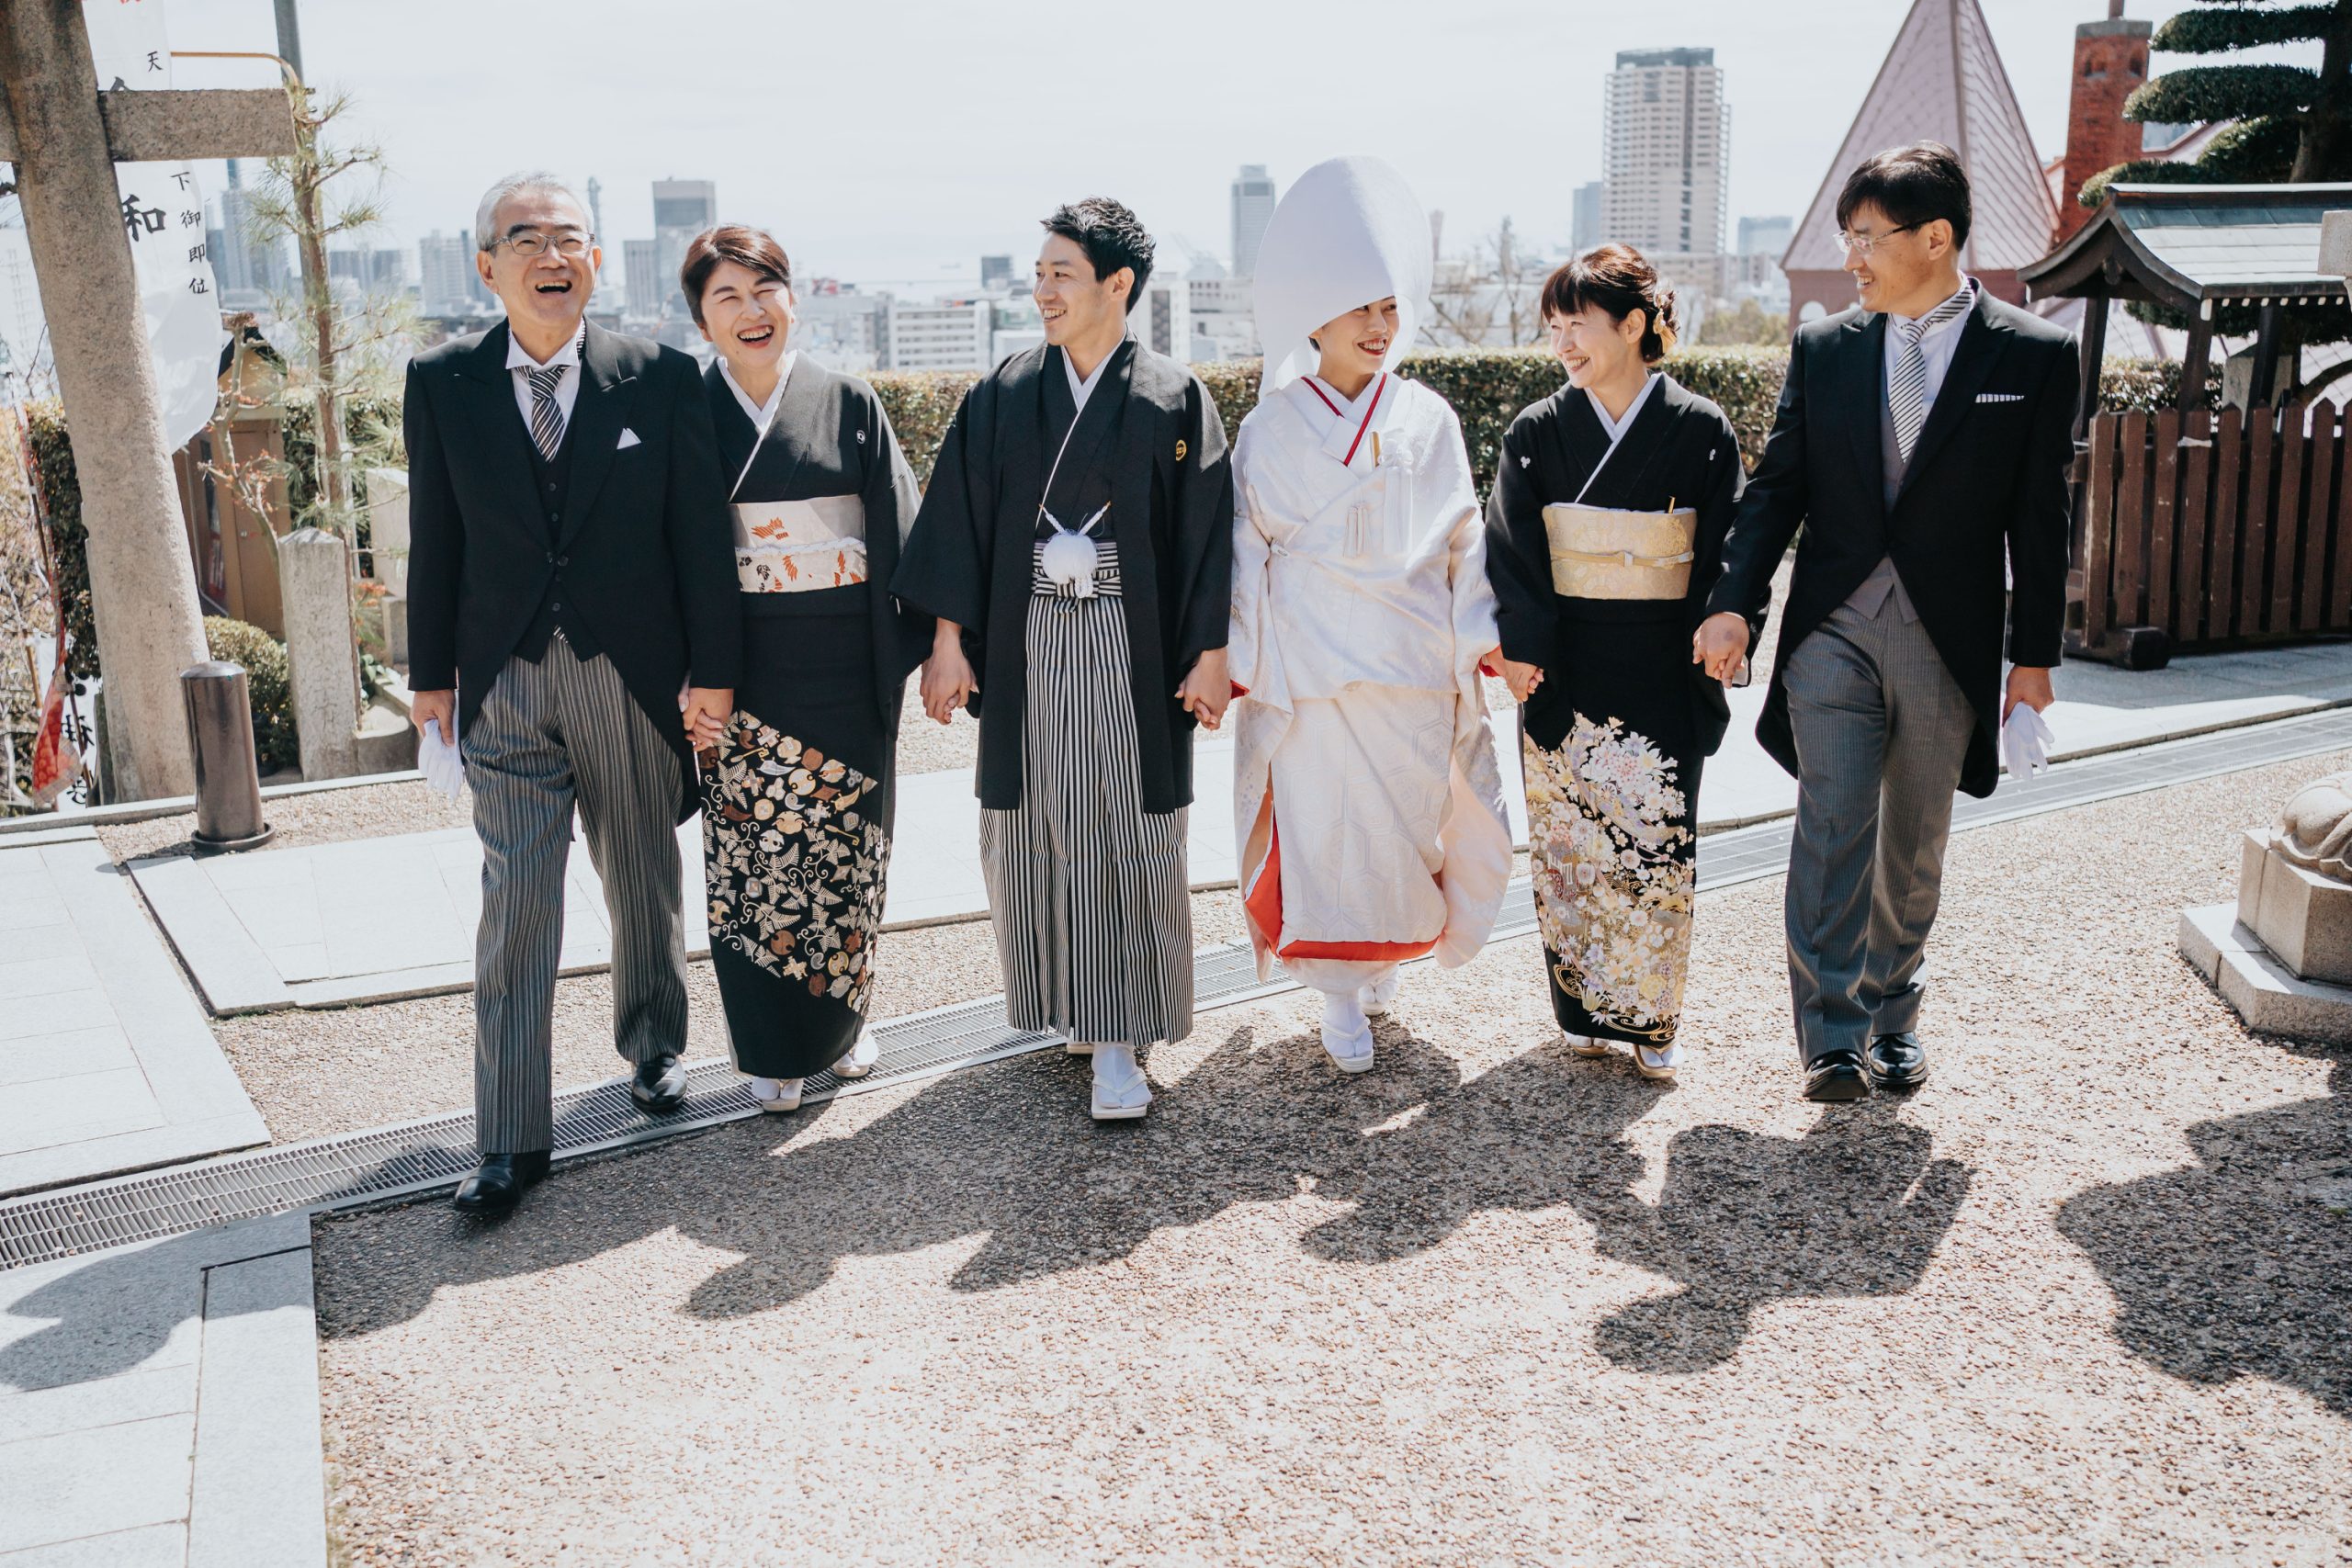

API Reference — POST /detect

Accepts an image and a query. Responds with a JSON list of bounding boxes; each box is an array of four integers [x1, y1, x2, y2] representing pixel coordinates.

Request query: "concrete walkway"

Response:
[[0, 1212, 323, 1566], [0, 829, 267, 1197]]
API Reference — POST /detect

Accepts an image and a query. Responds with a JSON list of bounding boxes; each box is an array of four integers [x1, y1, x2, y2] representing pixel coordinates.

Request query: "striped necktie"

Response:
[[1887, 288, 1973, 463], [526, 360, 570, 461]]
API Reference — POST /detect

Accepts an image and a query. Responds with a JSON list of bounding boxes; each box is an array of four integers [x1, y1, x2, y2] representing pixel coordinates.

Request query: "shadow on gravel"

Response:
[[1306, 1065, 1972, 1372], [2056, 1050, 2352, 1419], [314, 1014, 1974, 1378]]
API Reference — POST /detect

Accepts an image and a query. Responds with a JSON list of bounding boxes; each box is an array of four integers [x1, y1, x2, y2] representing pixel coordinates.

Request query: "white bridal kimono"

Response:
[[1228, 370, 1512, 991]]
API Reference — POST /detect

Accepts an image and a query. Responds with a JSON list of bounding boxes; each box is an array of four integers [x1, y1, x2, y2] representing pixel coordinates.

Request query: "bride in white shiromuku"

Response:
[[1227, 155, 1512, 1073]]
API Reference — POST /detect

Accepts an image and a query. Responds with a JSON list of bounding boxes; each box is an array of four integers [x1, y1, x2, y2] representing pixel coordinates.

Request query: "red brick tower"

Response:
[[2058, 2, 2154, 243]]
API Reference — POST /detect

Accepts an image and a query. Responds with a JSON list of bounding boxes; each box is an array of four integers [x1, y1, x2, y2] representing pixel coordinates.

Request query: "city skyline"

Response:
[[149, 0, 2298, 295]]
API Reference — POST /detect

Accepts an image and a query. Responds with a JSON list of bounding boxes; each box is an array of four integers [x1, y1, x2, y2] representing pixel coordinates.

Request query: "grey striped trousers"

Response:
[[978, 547, 1193, 1050], [463, 638, 686, 1153]]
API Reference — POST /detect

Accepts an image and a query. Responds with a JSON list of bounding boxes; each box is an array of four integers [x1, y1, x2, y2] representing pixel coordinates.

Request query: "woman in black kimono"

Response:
[[684, 226, 929, 1111], [1485, 244, 1744, 1082]]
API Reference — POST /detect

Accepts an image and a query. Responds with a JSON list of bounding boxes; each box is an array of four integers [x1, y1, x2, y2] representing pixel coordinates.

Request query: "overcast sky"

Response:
[[159, 0, 2312, 289]]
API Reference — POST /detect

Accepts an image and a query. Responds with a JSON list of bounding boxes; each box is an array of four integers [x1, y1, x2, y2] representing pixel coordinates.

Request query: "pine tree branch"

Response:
[[2155, 5, 2337, 55], [2126, 62, 2319, 121]]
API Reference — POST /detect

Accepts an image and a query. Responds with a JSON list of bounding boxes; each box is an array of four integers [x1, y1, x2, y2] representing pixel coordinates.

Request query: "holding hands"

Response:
[[1177, 648, 1231, 731], [682, 687, 733, 751], [1692, 612, 1750, 684], [922, 621, 978, 726], [1490, 655, 1544, 704]]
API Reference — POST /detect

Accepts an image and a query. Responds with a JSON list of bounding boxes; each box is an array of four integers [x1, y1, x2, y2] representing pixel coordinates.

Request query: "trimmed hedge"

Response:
[[19, 351, 2236, 694], [873, 349, 2219, 497]]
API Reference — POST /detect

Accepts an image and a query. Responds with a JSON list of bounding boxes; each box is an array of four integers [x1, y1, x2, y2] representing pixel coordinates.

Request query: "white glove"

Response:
[[419, 716, 467, 803], [2000, 703, 2053, 781]]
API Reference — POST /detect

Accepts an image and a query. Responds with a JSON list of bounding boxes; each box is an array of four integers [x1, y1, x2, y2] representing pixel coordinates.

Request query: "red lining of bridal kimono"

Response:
[[1243, 814, 1438, 963]]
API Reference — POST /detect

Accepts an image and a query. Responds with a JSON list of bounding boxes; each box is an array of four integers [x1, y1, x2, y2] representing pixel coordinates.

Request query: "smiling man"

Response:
[[893, 197, 1233, 1122], [1691, 142, 2076, 1104], [404, 171, 740, 1211]]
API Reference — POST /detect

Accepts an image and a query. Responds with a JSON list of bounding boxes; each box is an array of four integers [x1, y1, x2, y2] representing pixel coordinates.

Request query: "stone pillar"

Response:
[[277, 527, 358, 782], [0, 0, 209, 801], [364, 468, 411, 665]]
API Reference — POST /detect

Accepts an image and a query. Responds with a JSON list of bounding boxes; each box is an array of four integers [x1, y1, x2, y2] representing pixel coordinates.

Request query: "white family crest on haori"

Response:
[[1227, 157, 1510, 990], [1250, 155, 1432, 394]]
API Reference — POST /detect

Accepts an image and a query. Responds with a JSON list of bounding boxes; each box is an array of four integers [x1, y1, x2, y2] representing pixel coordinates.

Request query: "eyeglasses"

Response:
[[1834, 222, 1921, 259], [492, 230, 594, 259]]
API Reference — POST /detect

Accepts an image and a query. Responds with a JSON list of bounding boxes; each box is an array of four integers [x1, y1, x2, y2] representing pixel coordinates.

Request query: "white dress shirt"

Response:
[[719, 352, 797, 431], [1881, 276, 1980, 421], [506, 323, 586, 438]]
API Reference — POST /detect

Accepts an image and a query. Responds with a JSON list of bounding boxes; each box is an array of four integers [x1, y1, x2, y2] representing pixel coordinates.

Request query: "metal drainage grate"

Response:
[[5, 702, 2349, 1270]]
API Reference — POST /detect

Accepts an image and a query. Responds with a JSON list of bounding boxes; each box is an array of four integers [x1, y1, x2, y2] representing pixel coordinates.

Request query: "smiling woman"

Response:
[[680, 223, 933, 1115]]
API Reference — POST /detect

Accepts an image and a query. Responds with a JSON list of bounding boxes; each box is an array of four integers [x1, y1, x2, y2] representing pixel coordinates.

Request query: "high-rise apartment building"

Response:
[[208, 160, 288, 310], [1736, 215, 1792, 257], [622, 238, 662, 320], [1572, 181, 1606, 254], [416, 230, 481, 317], [1230, 164, 1275, 277], [979, 254, 1015, 293], [1600, 48, 1729, 261], [651, 178, 718, 320]]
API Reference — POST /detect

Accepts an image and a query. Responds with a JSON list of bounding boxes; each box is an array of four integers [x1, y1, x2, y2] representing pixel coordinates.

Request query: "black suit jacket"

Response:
[[1705, 290, 2077, 798], [404, 321, 741, 816]]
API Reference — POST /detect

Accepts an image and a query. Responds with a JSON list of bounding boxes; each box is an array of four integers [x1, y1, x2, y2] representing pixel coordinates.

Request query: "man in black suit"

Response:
[[1694, 142, 2075, 1103], [405, 172, 740, 1210]]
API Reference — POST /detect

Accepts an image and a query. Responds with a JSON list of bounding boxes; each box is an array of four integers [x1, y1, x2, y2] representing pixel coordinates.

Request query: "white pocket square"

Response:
[[1975, 392, 2024, 404], [616, 427, 642, 449]]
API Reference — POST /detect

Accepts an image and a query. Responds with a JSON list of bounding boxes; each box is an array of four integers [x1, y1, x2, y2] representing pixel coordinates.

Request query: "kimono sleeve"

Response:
[[1226, 416, 1272, 695], [1685, 404, 1748, 631], [863, 384, 934, 678], [1483, 412, 1557, 667], [1172, 373, 1235, 675], [890, 379, 995, 635], [1435, 404, 1501, 678]]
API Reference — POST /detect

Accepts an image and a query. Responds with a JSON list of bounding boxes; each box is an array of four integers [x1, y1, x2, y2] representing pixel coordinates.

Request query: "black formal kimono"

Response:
[[892, 339, 1233, 1049], [1486, 373, 1744, 1045], [697, 356, 929, 1079]]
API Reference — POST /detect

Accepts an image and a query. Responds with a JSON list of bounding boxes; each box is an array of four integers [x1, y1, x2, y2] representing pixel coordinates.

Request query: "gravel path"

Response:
[[310, 751, 2352, 1565]]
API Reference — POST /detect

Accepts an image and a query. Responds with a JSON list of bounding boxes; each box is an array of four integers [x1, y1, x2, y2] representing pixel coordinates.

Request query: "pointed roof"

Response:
[[1782, 0, 2057, 275]]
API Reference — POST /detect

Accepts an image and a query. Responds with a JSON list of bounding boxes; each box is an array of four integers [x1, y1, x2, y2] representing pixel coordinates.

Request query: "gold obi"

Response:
[[732, 495, 866, 593], [1542, 503, 1696, 601]]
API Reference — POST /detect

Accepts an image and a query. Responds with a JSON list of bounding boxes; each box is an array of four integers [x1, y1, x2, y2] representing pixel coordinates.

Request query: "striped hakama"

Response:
[[978, 540, 1193, 1049]]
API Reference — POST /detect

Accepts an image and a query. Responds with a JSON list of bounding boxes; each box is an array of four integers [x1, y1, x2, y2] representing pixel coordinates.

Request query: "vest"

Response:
[[512, 420, 601, 663]]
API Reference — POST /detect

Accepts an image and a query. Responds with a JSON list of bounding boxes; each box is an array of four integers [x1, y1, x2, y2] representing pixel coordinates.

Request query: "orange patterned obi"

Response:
[[732, 495, 867, 592]]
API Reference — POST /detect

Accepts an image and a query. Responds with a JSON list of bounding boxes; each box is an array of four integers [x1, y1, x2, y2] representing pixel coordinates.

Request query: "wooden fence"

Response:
[[2075, 403, 2352, 660]]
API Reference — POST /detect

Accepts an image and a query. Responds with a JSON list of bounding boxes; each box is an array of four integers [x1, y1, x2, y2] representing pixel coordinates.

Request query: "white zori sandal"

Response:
[[749, 1077, 804, 1113], [832, 1033, 880, 1079], [1563, 1030, 1612, 1060], [1358, 967, 1401, 1018], [1321, 991, 1375, 1074], [1090, 1044, 1152, 1121]]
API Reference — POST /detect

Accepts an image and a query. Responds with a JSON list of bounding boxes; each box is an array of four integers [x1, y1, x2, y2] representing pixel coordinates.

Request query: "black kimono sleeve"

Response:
[[662, 354, 742, 690], [891, 380, 996, 637], [863, 384, 934, 681], [1483, 412, 1558, 667], [1685, 408, 1747, 633], [1171, 373, 1234, 677]]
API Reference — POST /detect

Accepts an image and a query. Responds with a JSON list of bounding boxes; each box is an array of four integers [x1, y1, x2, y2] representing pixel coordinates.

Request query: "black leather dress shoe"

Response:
[[1803, 1049, 1871, 1103], [451, 1150, 550, 1213], [1865, 1032, 1930, 1089], [630, 1054, 688, 1112]]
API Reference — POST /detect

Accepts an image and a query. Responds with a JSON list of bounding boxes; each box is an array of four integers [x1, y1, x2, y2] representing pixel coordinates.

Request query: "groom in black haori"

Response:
[[893, 197, 1234, 1122]]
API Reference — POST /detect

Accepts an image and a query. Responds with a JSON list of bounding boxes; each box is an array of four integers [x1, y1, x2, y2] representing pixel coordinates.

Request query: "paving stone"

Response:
[[0, 1416, 194, 1553], [0, 1522, 187, 1566]]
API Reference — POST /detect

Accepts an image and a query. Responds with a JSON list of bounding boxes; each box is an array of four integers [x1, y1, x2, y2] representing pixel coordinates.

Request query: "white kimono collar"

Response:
[[720, 352, 797, 429], [1287, 372, 1404, 469]]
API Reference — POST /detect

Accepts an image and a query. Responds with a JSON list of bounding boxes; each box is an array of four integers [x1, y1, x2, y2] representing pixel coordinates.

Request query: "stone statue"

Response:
[[2275, 772, 2352, 884]]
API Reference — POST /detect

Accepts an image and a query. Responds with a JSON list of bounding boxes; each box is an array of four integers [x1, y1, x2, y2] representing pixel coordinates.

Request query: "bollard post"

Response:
[[180, 661, 274, 853]]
